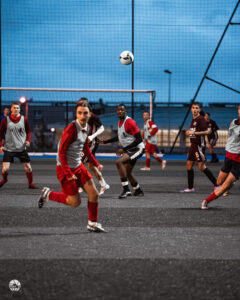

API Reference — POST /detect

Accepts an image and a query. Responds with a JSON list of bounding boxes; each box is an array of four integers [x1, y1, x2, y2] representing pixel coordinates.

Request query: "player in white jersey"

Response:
[[201, 105, 240, 209], [37, 102, 105, 232], [0, 102, 37, 189], [101, 104, 144, 199], [140, 112, 166, 171]]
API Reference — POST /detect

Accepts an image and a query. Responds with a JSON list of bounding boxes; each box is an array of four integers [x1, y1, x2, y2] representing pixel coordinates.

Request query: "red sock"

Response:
[[156, 156, 162, 163], [0, 172, 8, 185], [26, 171, 33, 185], [146, 158, 151, 168], [88, 201, 98, 222], [49, 191, 68, 205], [205, 192, 218, 203]]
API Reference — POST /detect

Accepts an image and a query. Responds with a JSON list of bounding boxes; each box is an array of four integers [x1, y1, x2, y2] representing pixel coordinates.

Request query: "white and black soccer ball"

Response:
[[120, 51, 134, 65]]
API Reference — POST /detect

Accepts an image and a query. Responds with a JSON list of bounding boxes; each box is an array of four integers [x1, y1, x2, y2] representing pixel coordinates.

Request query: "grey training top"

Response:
[[225, 119, 240, 154], [4, 115, 26, 152]]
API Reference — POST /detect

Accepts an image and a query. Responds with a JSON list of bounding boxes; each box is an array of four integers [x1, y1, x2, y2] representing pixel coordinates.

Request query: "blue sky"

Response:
[[1, 0, 240, 104]]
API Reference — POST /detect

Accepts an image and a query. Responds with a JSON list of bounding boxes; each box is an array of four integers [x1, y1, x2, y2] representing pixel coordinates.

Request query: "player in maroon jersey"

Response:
[[180, 102, 217, 192], [0, 102, 37, 189], [204, 112, 219, 163], [140, 112, 166, 171], [37, 102, 106, 232], [101, 104, 144, 199], [77, 98, 110, 195]]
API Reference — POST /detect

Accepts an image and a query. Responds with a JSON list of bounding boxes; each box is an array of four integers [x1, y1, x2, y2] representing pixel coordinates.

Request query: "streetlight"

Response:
[[19, 96, 28, 119], [164, 70, 172, 150]]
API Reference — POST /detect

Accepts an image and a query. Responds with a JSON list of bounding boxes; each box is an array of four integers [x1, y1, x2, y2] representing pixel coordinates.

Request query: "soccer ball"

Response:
[[120, 51, 134, 65]]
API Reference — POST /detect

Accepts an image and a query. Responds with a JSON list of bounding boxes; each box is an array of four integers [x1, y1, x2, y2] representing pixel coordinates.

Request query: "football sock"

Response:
[[132, 182, 140, 190], [99, 177, 106, 188], [146, 158, 151, 168], [26, 171, 33, 185], [0, 171, 8, 187], [48, 191, 67, 205], [187, 169, 194, 189], [205, 192, 218, 203], [88, 201, 98, 222], [156, 156, 162, 163], [121, 177, 130, 192], [203, 168, 217, 186]]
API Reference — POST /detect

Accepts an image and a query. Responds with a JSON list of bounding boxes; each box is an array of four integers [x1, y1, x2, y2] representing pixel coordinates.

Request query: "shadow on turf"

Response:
[[0, 232, 90, 239], [177, 207, 224, 211]]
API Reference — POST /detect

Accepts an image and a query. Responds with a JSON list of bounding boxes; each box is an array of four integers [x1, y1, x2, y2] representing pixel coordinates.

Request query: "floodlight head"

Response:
[[19, 96, 27, 104], [164, 69, 172, 74], [50, 127, 56, 133]]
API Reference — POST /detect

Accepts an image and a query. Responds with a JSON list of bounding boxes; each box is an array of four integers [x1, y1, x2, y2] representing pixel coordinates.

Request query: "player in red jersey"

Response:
[[201, 105, 240, 209], [37, 102, 106, 232], [77, 98, 110, 195], [204, 112, 219, 163], [140, 111, 166, 171], [180, 103, 217, 192], [0, 102, 37, 189], [101, 104, 144, 199]]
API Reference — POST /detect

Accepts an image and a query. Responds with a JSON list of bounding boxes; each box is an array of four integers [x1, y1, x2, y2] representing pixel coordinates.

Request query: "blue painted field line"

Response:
[[0, 153, 226, 160]]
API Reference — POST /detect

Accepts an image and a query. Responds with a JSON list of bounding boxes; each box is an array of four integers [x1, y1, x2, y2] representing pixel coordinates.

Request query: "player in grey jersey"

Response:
[[0, 102, 37, 189], [101, 104, 144, 199], [201, 105, 240, 209]]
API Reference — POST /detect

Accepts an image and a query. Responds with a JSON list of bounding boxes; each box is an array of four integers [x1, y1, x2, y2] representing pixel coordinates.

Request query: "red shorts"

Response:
[[187, 144, 206, 162], [56, 164, 92, 195], [145, 142, 156, 154]]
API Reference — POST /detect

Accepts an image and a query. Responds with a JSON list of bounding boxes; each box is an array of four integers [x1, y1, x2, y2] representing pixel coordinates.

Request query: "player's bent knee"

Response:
[[67, 195, 81, 207]]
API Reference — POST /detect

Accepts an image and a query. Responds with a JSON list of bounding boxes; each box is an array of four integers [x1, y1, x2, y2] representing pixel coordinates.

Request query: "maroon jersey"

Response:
[[190, 115, 208, 146], [88, 113, 102, 137], [207, 119, 219, 139]]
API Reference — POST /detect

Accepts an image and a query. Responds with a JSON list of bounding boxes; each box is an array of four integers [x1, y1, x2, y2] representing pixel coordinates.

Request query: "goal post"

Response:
[[0, 87, 155, 120]]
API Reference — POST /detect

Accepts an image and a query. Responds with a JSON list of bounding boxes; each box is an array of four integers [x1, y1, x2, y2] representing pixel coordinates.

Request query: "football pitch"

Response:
[[0, 159, 239, 300]]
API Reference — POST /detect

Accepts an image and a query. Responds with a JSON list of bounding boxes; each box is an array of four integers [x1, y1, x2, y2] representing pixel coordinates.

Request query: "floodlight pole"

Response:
[[131, 0, 134, 119], [170, 0, 240, 154]]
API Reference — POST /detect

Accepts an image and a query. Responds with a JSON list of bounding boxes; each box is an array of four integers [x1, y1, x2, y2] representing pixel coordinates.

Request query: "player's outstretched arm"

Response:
[[101, 135, 119, 144], [83, 142, 102, 171], [88, 125, 104, 142]]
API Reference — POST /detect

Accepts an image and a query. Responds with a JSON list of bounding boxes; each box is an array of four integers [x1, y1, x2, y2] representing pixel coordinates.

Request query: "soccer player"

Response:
[[37, 101, 106, 232], [0, 107, 10, 124], [140, 111, 166, 171], [77, 98, 110, 195], [204, 112, 219, 163], [0, 102, 37, 189], [201, 105, 240, 209], [180, 102, 217, 192], [101, 104, 144, 199]]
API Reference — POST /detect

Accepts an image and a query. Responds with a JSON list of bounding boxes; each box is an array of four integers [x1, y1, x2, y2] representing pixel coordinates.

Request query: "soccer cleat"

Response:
[[38, 187, 50, 208], [133, 188, 144, 197], [87, 221, 106, 233], [118, 190, 132, 199], [140, 167, 150, 171], [99, 184, 110, 196], [28, 183, 38, 189], [180, 188, 195, 193], [162, 160, 167, 170], [201, 200, 208, 210]]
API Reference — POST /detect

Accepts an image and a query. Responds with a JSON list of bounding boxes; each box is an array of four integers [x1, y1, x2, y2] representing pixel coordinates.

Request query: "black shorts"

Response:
[[207, 132, 218, 147], [3, 150, 30, 163], [187, 144, 206, 162], [124, 145, 145, 166], [221, 157, 240, 180]]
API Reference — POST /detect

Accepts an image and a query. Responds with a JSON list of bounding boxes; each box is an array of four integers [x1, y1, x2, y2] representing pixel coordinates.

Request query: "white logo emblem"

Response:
[[9, 279, 21, 292]]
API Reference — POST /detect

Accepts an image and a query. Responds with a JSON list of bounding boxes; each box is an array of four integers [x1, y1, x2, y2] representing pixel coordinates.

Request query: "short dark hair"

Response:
[[205, 112, 210, 116], [11, 102, 20, 107], [143, 111, 150, 115], [191, 102, 201, 108], [76, 98, 92, 112], [75, 101, 90, 112], [118, 103, 126, 109]]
